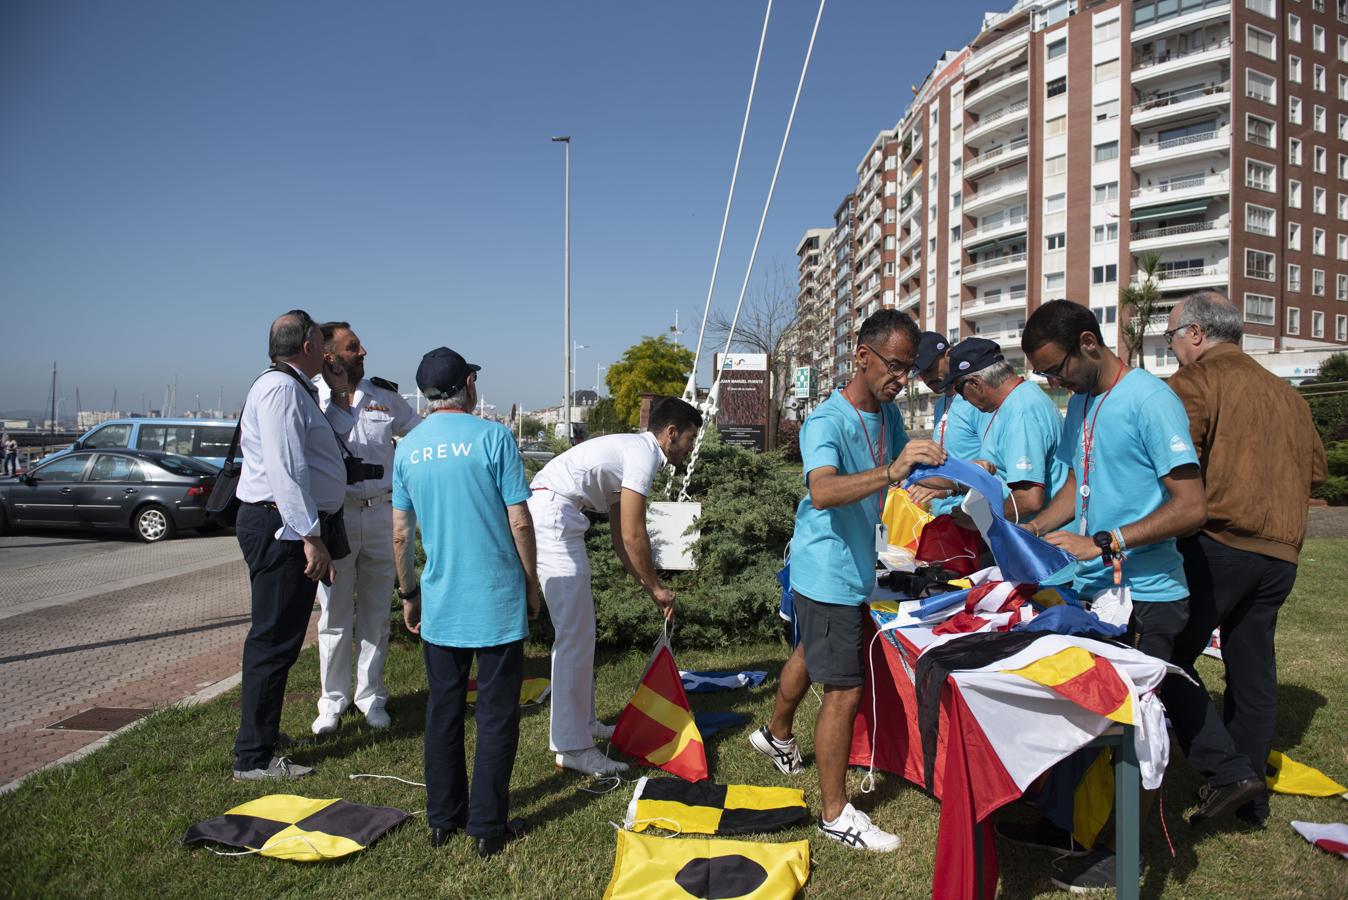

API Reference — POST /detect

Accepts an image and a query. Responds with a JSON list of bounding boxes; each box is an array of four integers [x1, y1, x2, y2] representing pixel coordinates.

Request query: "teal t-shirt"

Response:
[[790, 390, 909, 606], [1055, 369, 1199, 602], [392, 413, 532, 647], [981, 380, 1069, 503], [931, 392, 992, 515]]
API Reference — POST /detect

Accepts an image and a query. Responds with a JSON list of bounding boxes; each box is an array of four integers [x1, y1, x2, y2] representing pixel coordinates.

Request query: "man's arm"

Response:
[[1045, 464, 1207, 559], [808, 439, 947, 510], [507, 502, 541, 620], [392, 506, 420, 634], [1004, 482, 1047, 520], [1168, 369, 1211, 466], [1024, 470, 1078, 537], [257, 381, 333, 582], [613, 488, 675, 620]]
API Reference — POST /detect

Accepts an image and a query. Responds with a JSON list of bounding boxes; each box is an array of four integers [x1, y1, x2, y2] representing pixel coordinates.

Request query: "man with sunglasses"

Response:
[[751, 310, 945, 852], [906, 332, 990, 513], [1160, 291, 1324, 829]]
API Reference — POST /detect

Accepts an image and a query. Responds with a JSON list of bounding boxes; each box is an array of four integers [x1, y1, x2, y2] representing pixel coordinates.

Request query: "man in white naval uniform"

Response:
[[528, 396, 702, 776], [312, 321, 421, 733]]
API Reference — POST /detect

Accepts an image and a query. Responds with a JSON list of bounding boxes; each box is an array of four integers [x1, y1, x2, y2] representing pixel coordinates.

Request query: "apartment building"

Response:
[[795, 0, 1348, 426]]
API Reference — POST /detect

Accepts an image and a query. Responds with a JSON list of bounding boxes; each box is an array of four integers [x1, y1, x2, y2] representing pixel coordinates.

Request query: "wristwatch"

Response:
[[396, 584, 421, 601]]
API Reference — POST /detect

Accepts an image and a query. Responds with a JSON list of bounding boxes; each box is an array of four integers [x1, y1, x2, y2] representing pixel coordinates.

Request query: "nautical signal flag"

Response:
[[1003, 645, 1134, 724], [622, 776, 808, 836], [602, 829, 810, 900], [182, 795, 408, 861], [611, 636, 708, 782], [467, 676, 550, 706]]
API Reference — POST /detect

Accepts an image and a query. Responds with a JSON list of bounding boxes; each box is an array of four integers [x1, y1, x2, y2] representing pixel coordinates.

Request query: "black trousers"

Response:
[[1125, 595, 1189, 662], [423, 638, 524, 839], [233, 504, 319, 771], [1164, 535, 1297, 799]]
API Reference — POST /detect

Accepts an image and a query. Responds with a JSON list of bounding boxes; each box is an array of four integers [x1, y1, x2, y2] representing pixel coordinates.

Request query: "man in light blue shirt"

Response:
[[392, 347, 538, 858], [751, 310, 945, 853], [908, 331, 990, 513]]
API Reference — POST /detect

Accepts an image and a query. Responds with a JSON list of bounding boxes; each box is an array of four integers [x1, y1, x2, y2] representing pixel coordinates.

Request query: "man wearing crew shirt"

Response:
[[907, 331, 989, 512], [233, 309, 355, 781], [941, 337, 1068, 526]]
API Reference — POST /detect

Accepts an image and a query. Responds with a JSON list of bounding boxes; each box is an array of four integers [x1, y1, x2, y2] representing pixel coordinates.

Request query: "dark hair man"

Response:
[[528, 395, 703, 777], [393, 347, 538, 857], [1015, 299, 1207, 890], [310, 322, 421, 735], [1161, 291, 1326, 828], [907, 331, 991, 512], [750, 310, 945, 852], [232, 310, 354, 781]]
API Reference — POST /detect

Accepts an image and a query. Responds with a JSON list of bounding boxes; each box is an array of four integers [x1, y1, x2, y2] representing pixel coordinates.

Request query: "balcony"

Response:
[[899, 195, 923, 224], [966, 100, 1029, 143], [963, 214, 1029, 249], [974, 324, 1026, 349], [900, 226, 922, 253], [962, 251, 1028, 284], [1131, 37, 1232, 84], [966, 138, 1029, 178], [1131, 81, 1230, 127], [964, 65, 1029, 110], [963, 176, 1028, 215], [899, 257, 923, 282], [963, 289, 1028, 319], [1131, 263, 1229, 291], [1131, 172, 1228, 208], [1129, 217, 1229, 252], [1131, 0, 1230, 45], [1131, 127, 1229, 169], [897, 293, 921, 313], [965, 24, 1031, 77]]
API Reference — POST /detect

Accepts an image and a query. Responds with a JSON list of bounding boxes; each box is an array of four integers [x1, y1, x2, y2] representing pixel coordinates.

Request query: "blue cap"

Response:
[[914, 331, 951, 374], [936, 338, 1004, 391], [416, 347, 480, 399]]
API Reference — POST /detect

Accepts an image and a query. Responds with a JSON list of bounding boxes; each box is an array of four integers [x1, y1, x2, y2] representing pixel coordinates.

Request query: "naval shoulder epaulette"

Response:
[[370, 376, 399, 392]]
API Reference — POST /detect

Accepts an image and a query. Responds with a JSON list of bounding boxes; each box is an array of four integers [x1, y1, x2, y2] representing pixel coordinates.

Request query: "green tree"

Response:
[[1119, 251, 1162, 370], [605, 336, 695, 427], [586, 396, 628, 436], [1313, 351, 1348, 384]]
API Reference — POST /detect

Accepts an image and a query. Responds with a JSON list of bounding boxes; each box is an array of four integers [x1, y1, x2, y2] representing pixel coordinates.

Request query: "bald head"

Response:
[[268, 309, 324, 375]]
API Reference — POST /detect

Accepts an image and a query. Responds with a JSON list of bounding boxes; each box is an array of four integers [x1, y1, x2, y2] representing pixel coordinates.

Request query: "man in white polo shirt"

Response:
[[529, 397, 702, 776]]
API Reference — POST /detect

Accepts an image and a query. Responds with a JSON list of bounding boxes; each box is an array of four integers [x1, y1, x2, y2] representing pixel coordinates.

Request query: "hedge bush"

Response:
[[1312, 441, 1348, 505]]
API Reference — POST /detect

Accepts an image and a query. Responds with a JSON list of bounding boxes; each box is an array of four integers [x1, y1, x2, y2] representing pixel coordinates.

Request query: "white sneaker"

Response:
[[818, 803, 901, 852], [311, 712, 340, 735], [555, 746, 629, 777], [749, 725, 804, 775], [364, 707, 390, 729], [591, 721, 615, 740]]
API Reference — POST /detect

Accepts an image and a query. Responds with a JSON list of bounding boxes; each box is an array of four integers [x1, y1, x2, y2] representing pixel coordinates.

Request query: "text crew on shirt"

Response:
[[409, 443, 474, 464]]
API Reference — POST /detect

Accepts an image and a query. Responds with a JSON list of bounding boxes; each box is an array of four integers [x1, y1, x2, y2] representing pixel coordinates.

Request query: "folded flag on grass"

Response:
[[623, 776, 809, 836], [182, 795, 407, 861], [603, 829, 810, 900], [1268, 751, 1348, 798], [467, 676, 550, 706], [612, 635, 708, 782], [1291, 821, 1348, 859], [680, 670, 767, 693], [694, 711, 750, 737]]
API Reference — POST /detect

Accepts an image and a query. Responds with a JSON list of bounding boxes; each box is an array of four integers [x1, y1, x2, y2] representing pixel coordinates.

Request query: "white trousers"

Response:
[[528, 490, 601, 753], [315, 499, 394, 716]]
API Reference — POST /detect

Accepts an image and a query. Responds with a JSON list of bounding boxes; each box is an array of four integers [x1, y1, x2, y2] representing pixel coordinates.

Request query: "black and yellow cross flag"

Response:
[[603, 830, 810, 900], [182, 795, 408, 861], [623, 776, 809, 836]]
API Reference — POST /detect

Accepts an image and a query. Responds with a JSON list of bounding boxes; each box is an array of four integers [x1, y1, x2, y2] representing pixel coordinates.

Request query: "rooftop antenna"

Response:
[[668, 309, 685, 344]]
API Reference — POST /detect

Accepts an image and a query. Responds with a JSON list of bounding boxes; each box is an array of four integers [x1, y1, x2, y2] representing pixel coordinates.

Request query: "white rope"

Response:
[[678, 0, 827, 501], [611, 817, 685, 837], [859, 628, 886, 794], [349, 772, 427, 788]]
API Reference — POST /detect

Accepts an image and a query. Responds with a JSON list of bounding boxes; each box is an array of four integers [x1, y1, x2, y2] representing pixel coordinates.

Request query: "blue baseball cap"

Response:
[[914, 331, 951, 374], [416, 347, 481, 399], [936, 338, 1004, 391]]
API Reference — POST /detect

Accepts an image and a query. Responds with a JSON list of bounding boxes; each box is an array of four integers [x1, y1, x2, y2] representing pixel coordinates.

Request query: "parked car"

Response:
[[520, 441, 556, 462], [48, 417, 237, 468], [0, 449, 219, 542]]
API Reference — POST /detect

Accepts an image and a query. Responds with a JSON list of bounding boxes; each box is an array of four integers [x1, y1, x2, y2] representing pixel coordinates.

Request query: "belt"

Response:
[[349, 491, 393, 508], [242, 500, 339, 520]]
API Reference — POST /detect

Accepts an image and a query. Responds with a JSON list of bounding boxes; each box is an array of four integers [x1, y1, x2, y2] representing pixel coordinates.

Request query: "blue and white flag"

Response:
[[680, 670, 768, 693]]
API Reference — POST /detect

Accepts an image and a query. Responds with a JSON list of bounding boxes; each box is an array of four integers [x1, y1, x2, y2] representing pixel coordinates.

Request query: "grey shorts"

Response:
[[794, 593, 866, 688]]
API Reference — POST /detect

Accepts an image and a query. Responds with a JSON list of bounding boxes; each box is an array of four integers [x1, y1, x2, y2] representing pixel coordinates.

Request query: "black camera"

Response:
[[345, 456, 384, 485]]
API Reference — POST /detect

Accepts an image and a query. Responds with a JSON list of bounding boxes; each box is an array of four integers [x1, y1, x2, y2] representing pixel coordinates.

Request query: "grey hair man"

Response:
[[1160, 290, 1326, 827]]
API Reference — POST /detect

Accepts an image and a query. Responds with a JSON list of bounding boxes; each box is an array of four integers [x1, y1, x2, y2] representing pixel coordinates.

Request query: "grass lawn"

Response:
[[2, 540, 1345, 899]]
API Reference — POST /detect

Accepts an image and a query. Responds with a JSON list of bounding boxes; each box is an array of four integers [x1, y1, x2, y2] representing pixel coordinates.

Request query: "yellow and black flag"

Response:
[[623, 776, 809, 836], [182, 795, 408, 861], [603, 829, 810, 900]]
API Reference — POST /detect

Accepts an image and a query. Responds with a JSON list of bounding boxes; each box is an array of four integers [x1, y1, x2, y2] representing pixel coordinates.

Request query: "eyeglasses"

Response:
[[1162, 322, 1194, 346], [1031, 347, 1075, 380], [861, 343, 917, 378], [953, 377, 976, 398]]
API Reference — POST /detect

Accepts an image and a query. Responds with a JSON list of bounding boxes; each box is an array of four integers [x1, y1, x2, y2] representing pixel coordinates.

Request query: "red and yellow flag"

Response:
[[1003, 646, 1133, 724], [612, 638, 708, 782]]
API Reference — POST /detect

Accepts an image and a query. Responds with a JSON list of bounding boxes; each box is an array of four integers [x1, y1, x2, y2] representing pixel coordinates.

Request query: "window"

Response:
[[1341, 156, 1348, 180], [1290, 138, 1304, 166], [1046, 192, 1066, 213], [1313, 24, 1326, 52], [1247, 114, 1276, 147], [1314, 64, 1326, 92], [1341, 115, 1348, 140], [1313, 227, 1326, 254], [1289, 221, 1302, 250], [1045, 115, 1067, 137], [1341, 74, 1348, 100], [1289, 55, 1303, 83], [1046, 76, 1067, 98], [1313, 271, 1326, 298], [1313, 105, 1326, 132], [1341, 34, 1348, 61], [1245, 292, 1276, 325], [1045, 272, 1065, 291], [1094, 141, 1119, 163], [1047, 38, 1067, 60], [1340, 275, 1348, 301], [1290, 179, 1303, 208], [1093, 223, 1119, 243], [1247, 160, 1276, 191], [1094, 60, 1119, 83], [1287, 307, 1301, 334], [1093, 100, 1119, 122], [1340, 233, 1348, 258], [1094, 17, 1120, 42], [1246, 70, 1276, 103], [1046, 232, 1066, 250], [81, 423, 133, 449], [1314, 186, 1327, 213], [1289, 263, 1303, 292], [1045, 154, 1067, 176], [1342, 194, 1348, 219], [1289, 13, 1303, 42], [1290, 96, 1303, 124], [1246, 0, 1275, 16], [1246, 249, 1276, 281], [32, 455, 89, 483], [949, 225, 960, 242], [1247, 26, 1276, 60], [89, 454, 144, 483], [136, 425, 197, 456], [1338, 315, 1347, 342], [951, 190, 962, 209], [1092, 264, 1118, 284], [1093, 182, 1119, 203], [1246, 204, 1276, 235]]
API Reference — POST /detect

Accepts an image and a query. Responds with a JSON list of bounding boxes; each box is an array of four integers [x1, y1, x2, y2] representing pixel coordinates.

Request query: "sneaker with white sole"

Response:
[[364, 707, 391, 729], [555, 746, 629, 777], [748, 725, 804, 775], [311, 712, 340, 735], [818, 803, 900, 852], [591, 721, 616, 740], [232, 756, 314, 782]]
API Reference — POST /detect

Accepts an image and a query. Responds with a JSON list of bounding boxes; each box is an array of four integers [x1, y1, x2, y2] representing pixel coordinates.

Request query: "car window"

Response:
[[136, 425, 196, 456], [154, 454, 217, 476], [194, 426, 235, 457], [89, 454, 145, 483], [32, 455, 90, 483], [83, 423, 133, 450]]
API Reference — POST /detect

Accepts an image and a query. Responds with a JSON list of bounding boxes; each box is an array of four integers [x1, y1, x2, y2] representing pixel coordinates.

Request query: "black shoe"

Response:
[[1190, 776, 1267, 826], [1050, 847, 1117, 893], [1234, 800, 1269, 828], [995, 819, 1088, 856], [475, 819, 525, 858], [429, 826, 460, 848]]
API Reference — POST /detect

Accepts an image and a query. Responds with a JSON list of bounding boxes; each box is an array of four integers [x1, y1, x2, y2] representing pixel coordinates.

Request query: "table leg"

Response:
[[1115, 725, 1140, 900]]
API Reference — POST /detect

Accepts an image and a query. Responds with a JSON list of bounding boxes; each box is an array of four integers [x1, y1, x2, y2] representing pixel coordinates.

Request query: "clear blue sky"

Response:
[[1, 0, 994, 419]]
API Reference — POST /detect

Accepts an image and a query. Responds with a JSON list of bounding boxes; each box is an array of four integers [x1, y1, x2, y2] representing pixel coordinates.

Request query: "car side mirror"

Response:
[[20, 474, 35, 485]]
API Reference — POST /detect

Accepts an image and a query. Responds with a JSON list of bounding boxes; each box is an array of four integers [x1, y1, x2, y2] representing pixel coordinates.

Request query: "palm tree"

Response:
[[1119, 251, 1163, 370]]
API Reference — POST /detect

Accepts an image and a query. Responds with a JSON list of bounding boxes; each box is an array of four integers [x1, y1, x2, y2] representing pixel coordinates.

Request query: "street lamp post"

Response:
[[571, 342, 588, 396], [552, 135, 572, 442], [596, 363, 608, 393]]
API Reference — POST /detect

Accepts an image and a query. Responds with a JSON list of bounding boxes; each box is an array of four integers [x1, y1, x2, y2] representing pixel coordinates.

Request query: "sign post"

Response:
[[713, 353, 769, 452]]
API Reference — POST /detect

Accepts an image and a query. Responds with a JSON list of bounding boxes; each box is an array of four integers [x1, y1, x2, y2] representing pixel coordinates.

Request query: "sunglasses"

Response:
[[1031, 347, 1075, 380]]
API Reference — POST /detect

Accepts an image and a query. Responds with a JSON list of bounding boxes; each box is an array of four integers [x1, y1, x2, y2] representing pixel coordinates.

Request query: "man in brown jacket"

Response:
[[1162, 290, 1327, 827]]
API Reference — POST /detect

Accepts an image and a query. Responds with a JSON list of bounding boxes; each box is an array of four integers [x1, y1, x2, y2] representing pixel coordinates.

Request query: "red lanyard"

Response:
[[843, 386, 887, 513], [1079, 363, 1126, 529], [982, 377, 1023, 441]]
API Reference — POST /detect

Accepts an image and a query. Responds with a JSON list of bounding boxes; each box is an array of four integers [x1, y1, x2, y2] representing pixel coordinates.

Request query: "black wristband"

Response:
[[397, 584, 420, 601]]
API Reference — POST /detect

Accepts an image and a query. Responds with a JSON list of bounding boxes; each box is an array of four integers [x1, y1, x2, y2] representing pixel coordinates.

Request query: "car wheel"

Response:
[[133, 504, 176, 543]]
